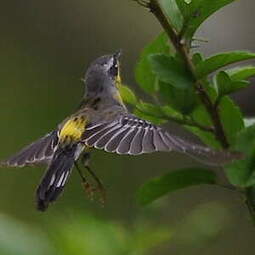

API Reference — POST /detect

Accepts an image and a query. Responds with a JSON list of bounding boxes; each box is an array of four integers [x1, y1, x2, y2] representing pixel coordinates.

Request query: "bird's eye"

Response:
[[109, 63, 118, 77]]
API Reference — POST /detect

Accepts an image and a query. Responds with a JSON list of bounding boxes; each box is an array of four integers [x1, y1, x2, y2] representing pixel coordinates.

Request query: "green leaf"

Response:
[[192, 52, 203, 65], [118, 85, 138, 105], [232, 125, 255, 156], [215, 71, 250, 97], [186, 126, 221, 149], [189, 91, 244, 149], [137, 168, 217, 205], [136, 103, 184, 123], [225, 124, 255, 187], [149, 54, 195, 89], [226, 66, 255, 81], [159, 81, 197, 115], [196, 51, 255, 78], [206, 82, 218, 103], [136, 102, 164, 118], [186, 105, 221, 149], [134, 109, 166, 125], [176, 0, 235, 40], [134, 102, 166, 125], [135, 33, 170, 93], [218, 96, 244, 144], [159, 0, 183, 32], [161, 105, 183, 119]]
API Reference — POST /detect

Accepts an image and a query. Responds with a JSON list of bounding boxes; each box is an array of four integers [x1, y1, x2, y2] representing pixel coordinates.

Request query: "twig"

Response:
[[148, 0, 229, 149], [192, 37, 209, 43], [132, 0, 149, 8]]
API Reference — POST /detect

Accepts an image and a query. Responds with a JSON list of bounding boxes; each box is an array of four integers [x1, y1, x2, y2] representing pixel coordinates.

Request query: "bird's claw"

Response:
[[81, 180, 106, 206], [82, 181, 95, 201], [79, 152, 106, 205]]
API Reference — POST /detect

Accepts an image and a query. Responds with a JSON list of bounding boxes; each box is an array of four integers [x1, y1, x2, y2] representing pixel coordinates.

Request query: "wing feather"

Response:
[[129, 127, 144, 155], [153, 129, 169, 151], [142, 127, 155, 153], [2, 131, 58, 167], [94, 124, 124, 149], [117, 127, 138, 154], [103, 128, 128, 152], [81, 114, 241, 166], [85, 123, 120, 147], [105, 126, 130, 153]]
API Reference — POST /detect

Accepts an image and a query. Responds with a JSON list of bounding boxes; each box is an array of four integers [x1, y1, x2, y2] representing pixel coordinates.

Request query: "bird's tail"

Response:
[[36, 144, 77, 211]]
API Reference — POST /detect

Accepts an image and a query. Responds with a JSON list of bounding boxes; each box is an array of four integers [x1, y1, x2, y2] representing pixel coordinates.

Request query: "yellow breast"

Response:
[[59, 117, 86, 143], [114, 78, 125, 106]]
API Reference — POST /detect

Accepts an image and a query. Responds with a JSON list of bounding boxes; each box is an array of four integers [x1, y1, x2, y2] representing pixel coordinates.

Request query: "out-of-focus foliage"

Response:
[[172, 202, 232, 247], [0, 203, 234, 255], [51, 215, 171, 255], [0, 213, 171, 255], [0, 214, 53, 255]]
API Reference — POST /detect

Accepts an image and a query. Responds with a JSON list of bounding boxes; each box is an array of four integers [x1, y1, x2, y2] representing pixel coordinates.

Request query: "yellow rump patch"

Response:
[[59, 117, 86, 143]]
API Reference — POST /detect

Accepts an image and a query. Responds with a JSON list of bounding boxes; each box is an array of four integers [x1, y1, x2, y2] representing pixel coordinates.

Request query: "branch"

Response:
[[131, 0, 150, 8], [144, 0, 255, 225], [148, 0, 229, 149]]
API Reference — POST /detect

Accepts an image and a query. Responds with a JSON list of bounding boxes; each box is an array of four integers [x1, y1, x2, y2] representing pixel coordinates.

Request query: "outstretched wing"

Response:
[[2, 131, 59, 167], [82, 114, 240, 166]]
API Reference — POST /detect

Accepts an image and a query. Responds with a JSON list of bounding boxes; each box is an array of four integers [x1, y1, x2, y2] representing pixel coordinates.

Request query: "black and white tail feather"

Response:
[[36, 145, 77, 211]]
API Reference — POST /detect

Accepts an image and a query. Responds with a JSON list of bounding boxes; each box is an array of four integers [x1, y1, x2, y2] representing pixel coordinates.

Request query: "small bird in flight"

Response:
[[1, 51, 239, 211]]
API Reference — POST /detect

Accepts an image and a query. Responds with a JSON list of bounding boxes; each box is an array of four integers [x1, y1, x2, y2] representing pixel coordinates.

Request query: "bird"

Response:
[[1, 51, 240, 211]]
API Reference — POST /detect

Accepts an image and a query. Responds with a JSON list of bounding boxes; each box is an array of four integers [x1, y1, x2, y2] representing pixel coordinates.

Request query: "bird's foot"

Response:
[[81, 180, 96, 201], [81, 180, 106, 206], [80, 152, 106, 205], [84, 166, 106, 206]]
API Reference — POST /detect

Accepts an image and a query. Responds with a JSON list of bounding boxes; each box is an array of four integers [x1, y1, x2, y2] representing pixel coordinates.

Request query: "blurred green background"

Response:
[[0, 0, 255, 254]]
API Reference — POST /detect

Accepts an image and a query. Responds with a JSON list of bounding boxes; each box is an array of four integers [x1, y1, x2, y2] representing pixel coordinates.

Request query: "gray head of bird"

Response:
[[83, 50, 122, 100]]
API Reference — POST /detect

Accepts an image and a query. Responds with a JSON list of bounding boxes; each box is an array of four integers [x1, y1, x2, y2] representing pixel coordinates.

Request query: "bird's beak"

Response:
[[113, 50, 122, 61], [112, 50, 122, 86]]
